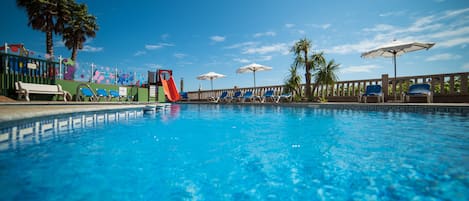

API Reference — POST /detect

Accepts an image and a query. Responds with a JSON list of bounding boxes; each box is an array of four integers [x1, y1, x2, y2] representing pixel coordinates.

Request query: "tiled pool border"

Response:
[[0, 109, 144, 151], [312, 103, 469, 113], [182, 102, 469, 114]]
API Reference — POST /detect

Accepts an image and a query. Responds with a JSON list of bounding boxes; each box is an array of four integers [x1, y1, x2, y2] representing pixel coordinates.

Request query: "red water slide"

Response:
[[161, 76, 180, 102]]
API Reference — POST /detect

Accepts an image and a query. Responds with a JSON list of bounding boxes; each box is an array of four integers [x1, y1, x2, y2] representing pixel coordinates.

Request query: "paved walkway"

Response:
[[0, 102, 147, 123]]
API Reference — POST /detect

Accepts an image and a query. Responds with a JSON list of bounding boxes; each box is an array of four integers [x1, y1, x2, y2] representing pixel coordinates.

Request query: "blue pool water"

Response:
[[0, 104, 468, 200]]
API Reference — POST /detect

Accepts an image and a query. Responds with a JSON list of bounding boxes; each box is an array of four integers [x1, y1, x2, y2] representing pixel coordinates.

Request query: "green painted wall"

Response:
[[158, 86, 166, 102], [138, 87, 149, 102], [56, 80, 150, 102]]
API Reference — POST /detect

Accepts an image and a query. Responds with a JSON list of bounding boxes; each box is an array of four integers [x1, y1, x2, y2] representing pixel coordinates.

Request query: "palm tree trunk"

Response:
[[304, 52, 311, 100], [45, 14, 54, 58], [312, 82, 319, 100], [71, 40, 78, 61], [46, 31, 54, 58], [324, 82, 328, 99]]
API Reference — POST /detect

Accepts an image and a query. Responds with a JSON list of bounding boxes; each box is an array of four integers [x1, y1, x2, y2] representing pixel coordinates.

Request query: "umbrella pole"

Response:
[[253, 70, 256, 88], [393, 53, 397, 102], [210, 78, 213, 91], [211, 78, 214, 97]]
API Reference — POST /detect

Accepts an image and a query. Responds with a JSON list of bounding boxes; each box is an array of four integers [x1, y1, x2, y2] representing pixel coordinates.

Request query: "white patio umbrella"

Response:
[[236, 63, 272, 88], [361, 40, 435, 100], [196, 71, 226, 91]]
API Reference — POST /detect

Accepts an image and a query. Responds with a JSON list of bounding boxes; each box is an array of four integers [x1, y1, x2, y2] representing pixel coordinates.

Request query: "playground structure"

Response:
[[148, 69, 180, 102]]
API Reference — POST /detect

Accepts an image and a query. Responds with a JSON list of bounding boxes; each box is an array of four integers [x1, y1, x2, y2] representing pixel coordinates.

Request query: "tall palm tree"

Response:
[[62, 3, 98, 61], [17, 0, 72, 58], [284, 65, 302, 98], [313, 59, 340, 99], [291, 38, 313, 100], [310, 52, 326, 96]]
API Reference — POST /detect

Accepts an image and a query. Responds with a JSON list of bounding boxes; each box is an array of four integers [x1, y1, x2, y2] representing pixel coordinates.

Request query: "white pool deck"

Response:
[[0, 101, 468, 123]]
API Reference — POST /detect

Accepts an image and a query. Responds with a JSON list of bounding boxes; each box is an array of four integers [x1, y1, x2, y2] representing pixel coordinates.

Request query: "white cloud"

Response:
[[253, 31, 276, 37], [145, 45, 163, 50], [462, 62, 469, 70], [210, 35, 225, 42], [363, 24, 396, 32], [134, 51, 146, 56], [174, 53, 187, 59], [326, 39, 379, 54], [329, 8, 469, 55], [234, 58, 250, 63], [379, 11, 406, 17], [145, 63, 163, 68], [242, 43, 289, 55], [297, 30, 306, 35], [258, 55, 272, 61], [426, 53, 461, 61], [442, 8, 469, 19], [341, 65, 381, 73], [437, 37, 469, 48], [429, 27, 469, 39], [81, 45, 103, 52], [285, 23, 295, 28], [310, 24, 331, 30], [145, 43, 174, 50]]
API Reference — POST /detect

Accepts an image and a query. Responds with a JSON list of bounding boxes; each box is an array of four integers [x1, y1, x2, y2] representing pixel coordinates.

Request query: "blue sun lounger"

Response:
[[402, 83, 433, 103], [359, 85, 384, 103], [109, 90, 120, 101], [275, 93, 292, 103], [210, 91, 228, 103], [228, 91, 242, 102], [241, 91, 254, 102], [180, 92, 189, 101], [96, 88, 109, 101], [257, 90, 275, 103], [79, 87, 97, 102]]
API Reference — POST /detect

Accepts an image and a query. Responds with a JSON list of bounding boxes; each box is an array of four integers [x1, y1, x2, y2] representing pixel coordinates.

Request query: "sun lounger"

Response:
[[275, 93, 292, 103], [359, 85, 384, 103], [179, 92, 189, 101], [256, 90, 275, 103], [96, 88, 109, 101], [210, 91, 228, 103], [402, 83, 433, 103], [109, 90, 120, 101], [79, 87, 97, 102], [227, 91, 242, 102], [241, 91, 254, 102]]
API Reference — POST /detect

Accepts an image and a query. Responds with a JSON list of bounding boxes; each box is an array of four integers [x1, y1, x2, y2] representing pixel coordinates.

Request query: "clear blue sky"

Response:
[[1, 0, 468, 91]]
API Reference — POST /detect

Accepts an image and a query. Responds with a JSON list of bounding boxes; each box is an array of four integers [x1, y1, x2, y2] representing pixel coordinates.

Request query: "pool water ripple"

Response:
[[0, 104, 468, 200]]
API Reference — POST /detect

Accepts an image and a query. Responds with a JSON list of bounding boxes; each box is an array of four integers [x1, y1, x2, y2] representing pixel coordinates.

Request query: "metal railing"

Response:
[[1, 52, 59, 96]]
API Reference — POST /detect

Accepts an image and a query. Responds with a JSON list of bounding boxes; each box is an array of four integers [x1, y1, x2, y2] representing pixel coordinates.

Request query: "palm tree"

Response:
[[62, 3, 98, 61], [284, 65, 302, 98], [313, 59, 340, 99], [291, 38, 313, 100], [17, 0, 72, 58], [310, 52, 326, 96]]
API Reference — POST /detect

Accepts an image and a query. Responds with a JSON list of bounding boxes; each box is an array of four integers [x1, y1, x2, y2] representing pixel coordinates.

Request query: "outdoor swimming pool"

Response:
[[0, 104, 468, 200]]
